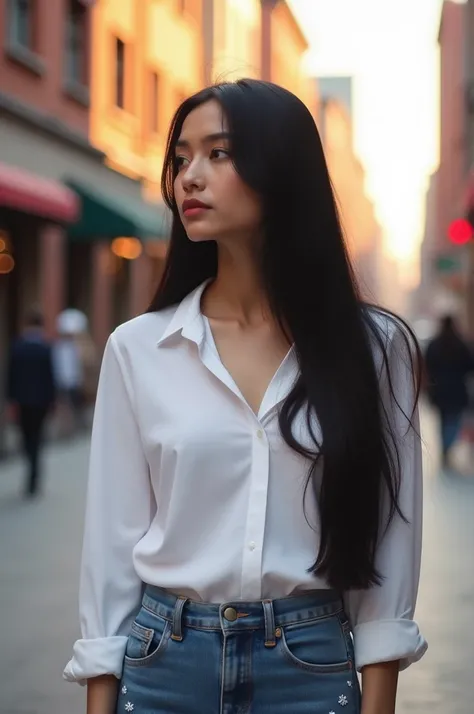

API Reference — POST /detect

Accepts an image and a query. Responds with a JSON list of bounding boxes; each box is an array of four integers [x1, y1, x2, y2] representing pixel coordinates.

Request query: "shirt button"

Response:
[[249, 541, 256, 551], [256, 429, 264, 439]]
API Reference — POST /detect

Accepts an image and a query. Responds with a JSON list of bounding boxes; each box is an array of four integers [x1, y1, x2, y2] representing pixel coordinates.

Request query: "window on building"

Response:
[[9, 0, 36, 50], [115, 37, 126, 109], [150, 71, 160, 133], [65, 0, 88, 86]]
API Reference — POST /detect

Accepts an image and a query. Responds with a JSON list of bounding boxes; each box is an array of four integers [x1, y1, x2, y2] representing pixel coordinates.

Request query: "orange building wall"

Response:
[[321, 99, 380, 295], [271, 2, 316, 115], [90, 0, 204, 199], [208, 0, 261, 82]]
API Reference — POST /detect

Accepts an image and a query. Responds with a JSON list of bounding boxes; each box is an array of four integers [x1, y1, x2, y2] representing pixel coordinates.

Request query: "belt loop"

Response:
[[262, 599, 276, 647], [171, 595, 188, 642]]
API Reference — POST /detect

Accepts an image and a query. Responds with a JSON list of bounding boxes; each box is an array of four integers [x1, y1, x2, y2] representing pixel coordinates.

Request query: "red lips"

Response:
[[182, 198, 211, 214]]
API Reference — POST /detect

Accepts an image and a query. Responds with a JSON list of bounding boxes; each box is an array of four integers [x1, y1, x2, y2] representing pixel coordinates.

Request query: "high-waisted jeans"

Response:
[[117, 585, 361, 714]]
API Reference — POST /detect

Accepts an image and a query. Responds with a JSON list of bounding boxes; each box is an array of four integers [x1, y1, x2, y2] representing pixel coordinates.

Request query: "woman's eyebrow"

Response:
[[175, 132, 231, 149]]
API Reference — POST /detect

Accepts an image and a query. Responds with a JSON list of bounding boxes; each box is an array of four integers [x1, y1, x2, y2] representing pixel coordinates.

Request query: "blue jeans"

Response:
[[117, 585, 361, 714]]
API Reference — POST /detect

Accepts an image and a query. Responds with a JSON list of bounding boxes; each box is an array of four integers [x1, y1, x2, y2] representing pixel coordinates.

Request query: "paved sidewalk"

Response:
[[0, 436, 89, 714], [0, 409, 473, 713], [396, 409, 474, 713]]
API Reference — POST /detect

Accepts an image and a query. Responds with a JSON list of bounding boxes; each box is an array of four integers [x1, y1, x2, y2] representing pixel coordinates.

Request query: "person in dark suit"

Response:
[[425, 315, 474, 466], [6, 308, 56, 497]]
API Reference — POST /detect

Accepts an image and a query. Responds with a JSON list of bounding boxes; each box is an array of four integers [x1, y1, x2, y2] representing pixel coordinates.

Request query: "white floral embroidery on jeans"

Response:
[[124, 703, 134, 712], [121, 685, 128, 695], [338, 694, 348, 706]]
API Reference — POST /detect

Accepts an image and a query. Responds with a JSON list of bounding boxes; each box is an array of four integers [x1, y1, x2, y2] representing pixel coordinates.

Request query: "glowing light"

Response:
[[111, 237, 143, 260], [448, 219, 473, 246], [0, 253, 15, 274], [0, 239, 6, 252]]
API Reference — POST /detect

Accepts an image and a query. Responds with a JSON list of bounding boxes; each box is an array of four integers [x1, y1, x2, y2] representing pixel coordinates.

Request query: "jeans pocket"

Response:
[[124, 614, 171, 667], [279, 614, 353, 674]]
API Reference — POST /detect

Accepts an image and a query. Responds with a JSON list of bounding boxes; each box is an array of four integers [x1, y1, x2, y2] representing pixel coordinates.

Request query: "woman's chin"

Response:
[[186, 230, 217, 243]]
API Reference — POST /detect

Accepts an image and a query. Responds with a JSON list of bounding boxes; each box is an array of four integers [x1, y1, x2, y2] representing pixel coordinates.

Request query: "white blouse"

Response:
[[64, 281, 427, 685]]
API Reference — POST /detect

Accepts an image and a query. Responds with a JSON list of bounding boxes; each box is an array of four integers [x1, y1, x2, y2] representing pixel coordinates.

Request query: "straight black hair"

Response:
[[148, 79, 421, 591]]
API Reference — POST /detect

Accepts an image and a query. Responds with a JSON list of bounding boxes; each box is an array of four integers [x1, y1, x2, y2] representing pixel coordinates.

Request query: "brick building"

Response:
[[0, 0, 166, 453]]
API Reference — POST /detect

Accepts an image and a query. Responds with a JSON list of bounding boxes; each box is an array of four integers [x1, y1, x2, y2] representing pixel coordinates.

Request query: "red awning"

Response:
[[0, 162, 80, 223]]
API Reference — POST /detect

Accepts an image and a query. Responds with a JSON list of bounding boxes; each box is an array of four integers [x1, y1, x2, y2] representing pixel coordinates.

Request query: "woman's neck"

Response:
[[202, 242, 269, 325]]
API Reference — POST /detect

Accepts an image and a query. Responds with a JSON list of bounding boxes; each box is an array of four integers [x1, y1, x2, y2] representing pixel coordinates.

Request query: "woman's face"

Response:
[[173, 100, 262, 244]]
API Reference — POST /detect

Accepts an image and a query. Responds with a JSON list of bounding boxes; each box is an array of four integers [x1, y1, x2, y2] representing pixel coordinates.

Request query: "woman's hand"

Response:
[[361, 661, 399, 714]]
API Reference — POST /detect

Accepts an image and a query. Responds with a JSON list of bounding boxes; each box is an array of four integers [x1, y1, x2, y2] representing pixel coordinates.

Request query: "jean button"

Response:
[[223, 607, 238, 622]]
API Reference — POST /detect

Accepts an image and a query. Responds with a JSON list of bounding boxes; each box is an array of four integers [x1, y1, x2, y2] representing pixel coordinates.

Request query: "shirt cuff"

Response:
[[353, 618, 428, 672], [63, 636, 128, 686]]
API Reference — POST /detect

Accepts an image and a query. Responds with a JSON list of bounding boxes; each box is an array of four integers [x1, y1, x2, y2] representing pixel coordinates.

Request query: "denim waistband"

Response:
[[142, 585, 344, 645]]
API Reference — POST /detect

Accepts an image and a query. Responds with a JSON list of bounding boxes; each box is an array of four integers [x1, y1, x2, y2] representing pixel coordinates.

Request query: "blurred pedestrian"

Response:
[[64, 80, 426, 714], [53, 330, 85, 436], [6, 307, 56, 497], [425, 314, 474, 466]]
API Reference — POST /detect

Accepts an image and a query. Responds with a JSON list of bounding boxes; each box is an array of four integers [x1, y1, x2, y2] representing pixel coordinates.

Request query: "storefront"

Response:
[[0, 110, 169, 343], [0, 109, 168, 455]]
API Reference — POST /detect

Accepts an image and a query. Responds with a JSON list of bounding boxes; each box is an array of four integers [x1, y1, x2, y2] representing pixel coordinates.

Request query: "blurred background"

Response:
[[0, 1, 473, 713]]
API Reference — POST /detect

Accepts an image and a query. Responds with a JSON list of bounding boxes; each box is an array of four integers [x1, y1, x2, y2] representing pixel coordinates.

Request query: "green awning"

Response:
[[66, 179, 169, 242]]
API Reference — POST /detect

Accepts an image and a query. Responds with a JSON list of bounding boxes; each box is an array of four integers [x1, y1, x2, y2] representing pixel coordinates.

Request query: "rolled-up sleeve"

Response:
[[63, 333, 154, 685], [344, 322, 428, 672]]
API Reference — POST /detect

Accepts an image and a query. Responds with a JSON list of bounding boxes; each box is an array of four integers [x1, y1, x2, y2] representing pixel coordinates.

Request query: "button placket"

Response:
[[239, 419, 270, 600]]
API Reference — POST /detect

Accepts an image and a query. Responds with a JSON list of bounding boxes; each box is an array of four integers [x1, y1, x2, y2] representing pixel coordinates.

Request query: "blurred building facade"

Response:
[[318, 78, 382, 301], [465, 0, 474, 334], [419, 0, 474, 335], [0, 0, 168, 350], [416, 170, 439, 318], [203, 0, 261, 83], [82, 0, 204, 347], [266, 1, 316, 113], [0, 0, 94, 451]]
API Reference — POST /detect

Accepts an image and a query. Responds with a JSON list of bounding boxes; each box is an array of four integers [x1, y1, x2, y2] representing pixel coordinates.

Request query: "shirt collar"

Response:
[[156, 279, 212, 349]]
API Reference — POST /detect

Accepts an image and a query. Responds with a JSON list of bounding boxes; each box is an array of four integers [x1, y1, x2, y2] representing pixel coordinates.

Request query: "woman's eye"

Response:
[[210, 148, 229, 160], [175, 156, 189, 169]]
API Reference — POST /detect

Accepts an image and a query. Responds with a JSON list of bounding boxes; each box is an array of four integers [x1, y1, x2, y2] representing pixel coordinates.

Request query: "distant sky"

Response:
[[289, 0, 446, 285]]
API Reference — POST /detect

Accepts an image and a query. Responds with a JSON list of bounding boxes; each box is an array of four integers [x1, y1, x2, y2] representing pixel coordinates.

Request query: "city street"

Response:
[[0, 406, 473, 714]]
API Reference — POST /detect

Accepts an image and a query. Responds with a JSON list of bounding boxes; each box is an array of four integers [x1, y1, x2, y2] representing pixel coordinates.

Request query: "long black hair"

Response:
[[149, 79, 421, 591]]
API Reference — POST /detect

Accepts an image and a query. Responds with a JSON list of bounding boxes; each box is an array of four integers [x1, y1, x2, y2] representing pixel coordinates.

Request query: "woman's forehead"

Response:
[[178, 100, 228, 141]]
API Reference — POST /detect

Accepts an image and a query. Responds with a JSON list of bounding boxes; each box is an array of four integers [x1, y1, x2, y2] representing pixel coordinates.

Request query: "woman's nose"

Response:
[[181, 160, 204, 192]]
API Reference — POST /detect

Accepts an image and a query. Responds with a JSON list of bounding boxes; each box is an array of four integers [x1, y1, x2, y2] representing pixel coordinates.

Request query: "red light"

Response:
[[448, 219, 473, 245]]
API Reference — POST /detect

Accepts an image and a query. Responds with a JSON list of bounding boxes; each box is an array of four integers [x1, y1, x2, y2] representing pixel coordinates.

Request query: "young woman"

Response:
[[64, 79, 427, 714]]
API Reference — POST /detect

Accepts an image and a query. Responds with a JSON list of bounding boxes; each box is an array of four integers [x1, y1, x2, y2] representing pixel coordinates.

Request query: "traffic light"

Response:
[[448, 219, 473, 245]]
